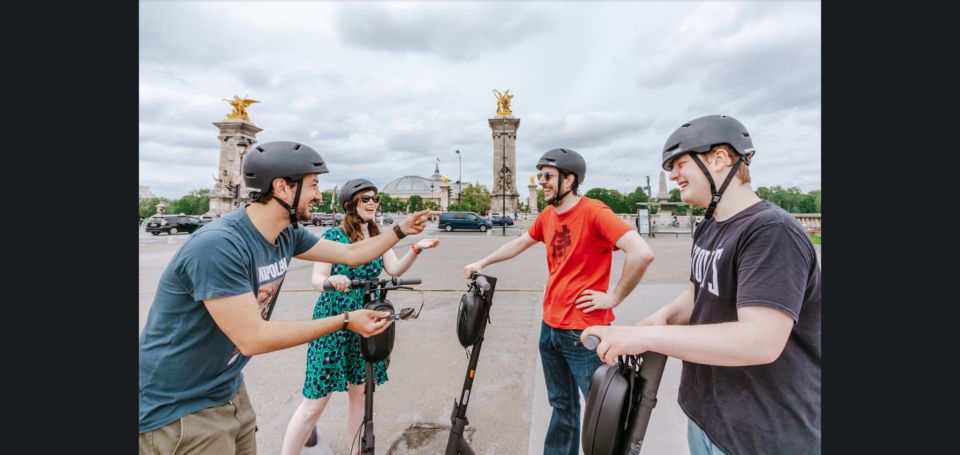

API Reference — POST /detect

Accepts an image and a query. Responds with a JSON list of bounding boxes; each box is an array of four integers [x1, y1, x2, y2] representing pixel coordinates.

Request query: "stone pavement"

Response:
[[139, 221, 819, 454]]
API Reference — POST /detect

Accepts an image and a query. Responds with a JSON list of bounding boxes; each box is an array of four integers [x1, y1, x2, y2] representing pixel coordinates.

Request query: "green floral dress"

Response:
[[302, 227, 388, 399]]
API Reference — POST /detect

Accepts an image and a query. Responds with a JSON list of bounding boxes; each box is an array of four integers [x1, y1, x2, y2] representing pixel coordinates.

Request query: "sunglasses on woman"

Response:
[[360, 195, 380, 203]]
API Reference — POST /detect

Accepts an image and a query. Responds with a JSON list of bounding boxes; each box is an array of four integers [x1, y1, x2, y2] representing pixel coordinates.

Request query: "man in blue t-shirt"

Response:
[[139, 141, 437, 454], [583, 115, 820, 454]]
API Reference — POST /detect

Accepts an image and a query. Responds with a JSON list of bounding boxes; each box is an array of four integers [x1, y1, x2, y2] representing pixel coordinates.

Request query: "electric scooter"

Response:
[[579, 335, 668, 455], [303, 276, 425, 454], [444, 272, 497, 455]]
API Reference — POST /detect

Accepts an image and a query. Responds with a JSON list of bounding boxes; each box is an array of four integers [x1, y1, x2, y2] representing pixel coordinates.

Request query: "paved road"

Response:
[[139, 218, 820, 454]]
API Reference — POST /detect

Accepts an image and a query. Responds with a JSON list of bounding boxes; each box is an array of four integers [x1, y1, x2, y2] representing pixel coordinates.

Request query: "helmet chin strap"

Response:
[[690, 155, 743, 219], [548, 172, 575, 206], [272, 179, 305, 229]]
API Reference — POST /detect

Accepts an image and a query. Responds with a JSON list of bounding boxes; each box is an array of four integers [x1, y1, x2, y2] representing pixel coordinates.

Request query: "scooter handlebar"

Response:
[[581, 335, 601, 351], [322, 277, 421, 290], [474, 275, 491, 291]]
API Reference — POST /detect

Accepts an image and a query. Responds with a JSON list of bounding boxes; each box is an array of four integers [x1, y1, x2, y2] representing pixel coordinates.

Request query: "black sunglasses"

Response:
[[536, 172, 557, 181], [360, 195, 380, 203]]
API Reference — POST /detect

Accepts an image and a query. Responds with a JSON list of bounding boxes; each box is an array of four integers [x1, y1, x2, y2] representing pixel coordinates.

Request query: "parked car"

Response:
[[490, 215, 514, 226], [144, 214, 203, 235], [310, 212, 336, 226], [439, 211, 492, 232], [199, 215, 215, 225], [377, 213, 394, 224]]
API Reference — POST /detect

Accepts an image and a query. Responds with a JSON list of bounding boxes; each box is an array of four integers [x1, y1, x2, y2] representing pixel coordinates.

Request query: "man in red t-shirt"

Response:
[[464, 148, 655, 455]]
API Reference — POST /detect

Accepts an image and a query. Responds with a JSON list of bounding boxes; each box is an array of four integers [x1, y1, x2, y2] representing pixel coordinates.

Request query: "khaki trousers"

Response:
[[139, 382, 257, 454]]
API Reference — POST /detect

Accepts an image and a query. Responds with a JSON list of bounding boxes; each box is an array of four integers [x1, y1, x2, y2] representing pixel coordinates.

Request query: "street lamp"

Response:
[[455, 149, 462, 208], [500, 118, 509, 236]]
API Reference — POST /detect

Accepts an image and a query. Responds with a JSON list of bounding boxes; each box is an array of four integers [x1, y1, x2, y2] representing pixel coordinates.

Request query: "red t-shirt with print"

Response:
[[527, 197, 633, 329]]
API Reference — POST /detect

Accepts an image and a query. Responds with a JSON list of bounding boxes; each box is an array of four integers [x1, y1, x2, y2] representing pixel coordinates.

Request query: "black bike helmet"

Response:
[[660, 115, 755, 219], [660, 114, 755, 171], [242, 141, 329, 227], [456, 286, 488, 348], [338, 178, 378, 213], [359, 299, 396, 363], [536, 148, 586, 206]]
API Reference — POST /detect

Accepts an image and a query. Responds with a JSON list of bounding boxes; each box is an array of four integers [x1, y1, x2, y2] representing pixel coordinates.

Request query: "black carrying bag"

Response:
[[456, 287, 487, 348], [359, 299, 396, 362], [582, 363, 634, 455]]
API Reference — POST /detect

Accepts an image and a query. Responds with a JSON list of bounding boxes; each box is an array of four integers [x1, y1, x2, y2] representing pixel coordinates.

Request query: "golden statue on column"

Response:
[[223, 95, 259, 121], [493, 89, 513, 117]]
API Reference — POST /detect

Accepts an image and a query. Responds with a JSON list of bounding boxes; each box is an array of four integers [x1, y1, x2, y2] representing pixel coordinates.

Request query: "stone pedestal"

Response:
[[489, 117, 521, 214], [440, 183, 450, 211], [528, 184, 539, 215], [209, 120, 262, 215]]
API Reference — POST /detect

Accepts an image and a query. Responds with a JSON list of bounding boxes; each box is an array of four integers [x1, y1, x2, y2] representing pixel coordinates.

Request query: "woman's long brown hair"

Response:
[[340, 190, 381, 243]]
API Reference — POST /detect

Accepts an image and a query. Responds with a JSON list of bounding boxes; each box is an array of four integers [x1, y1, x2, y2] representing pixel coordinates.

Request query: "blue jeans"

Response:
[[538, 321, 603, 455], [688, 419, 728, 455]]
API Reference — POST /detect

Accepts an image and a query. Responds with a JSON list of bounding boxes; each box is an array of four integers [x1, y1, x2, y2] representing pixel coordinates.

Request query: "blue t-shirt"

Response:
[[138, 207, 319, 433]]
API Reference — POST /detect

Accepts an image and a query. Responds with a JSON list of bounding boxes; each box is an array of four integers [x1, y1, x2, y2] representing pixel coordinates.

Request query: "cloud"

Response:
[[332, 2, 551, 61], [139, 1, 821, 201], [635, 2, 820, 116]]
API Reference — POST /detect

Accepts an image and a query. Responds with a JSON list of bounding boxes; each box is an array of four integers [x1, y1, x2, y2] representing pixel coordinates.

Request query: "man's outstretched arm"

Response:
[[463, 232, 538, 278], [204, 293, 391, 356]]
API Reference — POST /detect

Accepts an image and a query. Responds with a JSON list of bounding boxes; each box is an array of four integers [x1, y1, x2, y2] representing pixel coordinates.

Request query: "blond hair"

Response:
[[702, 145, 751, 184]]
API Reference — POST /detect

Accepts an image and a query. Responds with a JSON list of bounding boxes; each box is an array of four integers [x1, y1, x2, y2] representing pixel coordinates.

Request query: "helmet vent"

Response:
[[314, 161, 324, 167], [665, 144, 679, 153], [742, 133, 750, 137], [682, 124, 692, 127], [256, 146, 264, 152], [293, 143, 301, 150]]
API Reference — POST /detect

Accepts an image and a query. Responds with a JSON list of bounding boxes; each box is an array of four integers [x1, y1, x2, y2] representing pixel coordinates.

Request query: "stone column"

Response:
[[209, 120, 262, 216], [656, 170, 671, 202], [489, 117, 521, 214], [528, 182, 539, 216], [440, 181, 450, 211]]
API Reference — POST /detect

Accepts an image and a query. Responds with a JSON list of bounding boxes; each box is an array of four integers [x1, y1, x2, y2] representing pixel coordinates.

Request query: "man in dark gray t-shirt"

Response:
[[584, 115, 820, 454], [139, 141, 438, 454]]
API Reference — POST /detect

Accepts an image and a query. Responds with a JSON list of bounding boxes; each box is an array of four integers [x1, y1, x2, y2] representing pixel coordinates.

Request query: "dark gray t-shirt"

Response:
[[138, 208, 319, 433], [678, 201, 821, 454]]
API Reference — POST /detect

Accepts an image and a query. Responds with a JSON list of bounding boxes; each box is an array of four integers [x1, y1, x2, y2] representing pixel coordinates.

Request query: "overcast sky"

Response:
[[139, 0, 820, 201]]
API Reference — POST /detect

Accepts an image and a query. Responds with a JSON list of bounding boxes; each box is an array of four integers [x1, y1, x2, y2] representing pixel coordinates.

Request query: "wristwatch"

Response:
[[392, 224, 407, 239]]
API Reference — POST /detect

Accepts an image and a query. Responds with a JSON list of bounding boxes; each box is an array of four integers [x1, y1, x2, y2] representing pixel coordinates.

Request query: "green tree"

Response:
[[756, 187, 771, 201], [669, 188, 682, 203], [379, 193, 399, 213], [139, 197, 173, 219], [424, 201, 439, 211], [537, 188, 545, 211], [625, 186, 649, 213], [585, 188, 629, 213], [460, 183, 492, 214], [797, 194, 818, 213], [756, 186, 822, 213], [170, 188, 210, 215], [407, 195, 423, 212], [808, 189, 821, 213]]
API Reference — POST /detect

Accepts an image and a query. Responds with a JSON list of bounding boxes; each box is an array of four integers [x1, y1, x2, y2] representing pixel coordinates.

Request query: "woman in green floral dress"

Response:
[[281, 179, 439, 455]]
